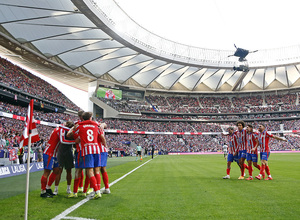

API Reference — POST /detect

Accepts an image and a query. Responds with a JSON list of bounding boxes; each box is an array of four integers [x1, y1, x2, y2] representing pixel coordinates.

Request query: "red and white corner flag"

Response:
[[19, 99, 40, 148], [23, 99, 40, 220]]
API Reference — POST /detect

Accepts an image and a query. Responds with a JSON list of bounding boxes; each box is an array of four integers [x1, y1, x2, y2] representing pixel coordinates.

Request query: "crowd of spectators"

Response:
[[99, 93, 299, 115], [265, 94, 297, 105], [199, 96, 232, 108], [99, 98, 151, 113], [0, 117, 50, 151], [146, 95, 169, 106], [0, 57, 80, 111], [1, 112, 299, 154], [0, 101, 78, 123], [232, 95, 263, 107]]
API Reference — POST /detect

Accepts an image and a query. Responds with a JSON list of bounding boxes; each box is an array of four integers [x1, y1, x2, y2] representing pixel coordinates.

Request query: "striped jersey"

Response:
[[98, 128, 107, 153], [227, 134, 238, 154], [258, 130, 273, 153], [44, 126, 74, 157], [73, 120, 101, 157], [235, 129, 247, 151], [246, 132, 258, 154]]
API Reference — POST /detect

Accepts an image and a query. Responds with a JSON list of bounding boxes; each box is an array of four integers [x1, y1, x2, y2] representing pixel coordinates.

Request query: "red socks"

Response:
[[265, 166, 271, 176], [95, 173, 101, 190], [102, 172, 110, 189], [47, 172, 57, 187], [226, 168, 230, 175], [89, 176, 98, 192], [83, 176, 90, 193], [260, 164, 266, 175], [256, 164, 261, 170], [241, 164, 245, 176], [248, 165, 253, 176], [73, 178, 80, 193], [79, 170, 84, 188], [244, 164, 249, 170], [41, 175, 47, 190]]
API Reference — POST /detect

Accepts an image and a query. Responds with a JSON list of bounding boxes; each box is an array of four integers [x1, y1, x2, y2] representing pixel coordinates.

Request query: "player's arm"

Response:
[[251, 138, 259, 153], [99, 133, 107, 148], [271, 135, 287, 142], [67, 124, 78, 139], [60, 130, 75, 144], [75, 138, 80, 144]]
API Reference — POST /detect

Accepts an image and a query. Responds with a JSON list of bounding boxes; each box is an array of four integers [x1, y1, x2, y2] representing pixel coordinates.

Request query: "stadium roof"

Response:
[[1, 0, 300, 93]]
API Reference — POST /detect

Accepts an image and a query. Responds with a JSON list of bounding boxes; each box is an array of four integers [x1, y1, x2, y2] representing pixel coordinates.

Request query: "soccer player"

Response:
[[223, 127, 239, 179], [99, 123, 110, 194], [76, 110, 85, 193], [105, 89, 115, 99], [254, 124, 287, 180], [235, 120, 248, 180], [245, 124, 260, 180], [54, 121, 75, 195], [40, 125, 74, 198], [136, 144, 142, 161], [68, 112, 102, 199], [222, 143, 228, 159]]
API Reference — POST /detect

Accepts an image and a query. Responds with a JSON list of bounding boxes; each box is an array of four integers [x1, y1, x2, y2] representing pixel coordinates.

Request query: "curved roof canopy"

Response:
[[1, 0, 300, 93]]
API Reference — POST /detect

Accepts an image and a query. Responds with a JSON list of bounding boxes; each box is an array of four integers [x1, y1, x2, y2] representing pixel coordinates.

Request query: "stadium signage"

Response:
[[0, 162, 44, 179], [0, 167, 10, 176], [11, 164, 26, 173]]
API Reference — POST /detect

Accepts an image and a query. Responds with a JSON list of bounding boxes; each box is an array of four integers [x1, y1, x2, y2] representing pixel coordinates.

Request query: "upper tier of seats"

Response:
[[99, 93, 299, 114], [0, 57, 80, 111]]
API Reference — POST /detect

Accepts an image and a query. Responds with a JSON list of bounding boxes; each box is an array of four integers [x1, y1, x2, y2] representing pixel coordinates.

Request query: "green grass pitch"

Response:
[[0, 154, 299, 219]]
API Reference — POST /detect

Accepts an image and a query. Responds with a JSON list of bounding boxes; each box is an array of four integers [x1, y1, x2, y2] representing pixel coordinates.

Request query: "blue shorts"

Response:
[[227, 154, 239, 163], [260, 152, 270, 161], [100, 152, 108, 167], [43, 154, 59, 170], [238, 150, 247, 159], [246, 153, 258, 163], [75, 152, 84, 169], [83, 154, 100, 168]]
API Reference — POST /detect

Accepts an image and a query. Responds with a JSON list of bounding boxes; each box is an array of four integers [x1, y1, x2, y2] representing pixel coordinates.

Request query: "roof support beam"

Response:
[[231, 70, 248, 91]]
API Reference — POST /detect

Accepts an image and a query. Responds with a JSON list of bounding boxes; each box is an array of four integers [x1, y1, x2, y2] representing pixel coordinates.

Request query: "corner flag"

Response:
[[22, 99, 40, 220], [19, 99, 40, 148]]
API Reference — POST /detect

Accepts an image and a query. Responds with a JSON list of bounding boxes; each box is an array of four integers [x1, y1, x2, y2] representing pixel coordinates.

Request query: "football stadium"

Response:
[[0, 0, 300, 219]]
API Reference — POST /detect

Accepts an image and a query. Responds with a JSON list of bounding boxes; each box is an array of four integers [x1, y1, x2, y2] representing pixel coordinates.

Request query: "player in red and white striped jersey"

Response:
[[68, 112, 103, 199], [254, 124, 287, 180], [82, 123, 110, 195], [245, 124, 260, 180], [40, 124, 75, 198], [235, 121, 249, 180], [75, 110, 85, 193], [99, 123, 110, 194], [223, 127, 240, 179]]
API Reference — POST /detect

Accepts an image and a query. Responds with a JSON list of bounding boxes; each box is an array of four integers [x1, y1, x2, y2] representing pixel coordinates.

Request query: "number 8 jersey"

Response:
[[73, 120, 101, 157]]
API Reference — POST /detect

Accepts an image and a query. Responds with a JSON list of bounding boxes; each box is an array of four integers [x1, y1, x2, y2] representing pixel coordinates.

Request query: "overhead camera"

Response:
[[229, 45, 258, 72]]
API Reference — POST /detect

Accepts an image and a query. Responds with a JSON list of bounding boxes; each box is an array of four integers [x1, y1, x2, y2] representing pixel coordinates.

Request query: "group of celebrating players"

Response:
[[39, 114, 286, 199], [40, 110, 110, 199], [222, 120, 287, 180]]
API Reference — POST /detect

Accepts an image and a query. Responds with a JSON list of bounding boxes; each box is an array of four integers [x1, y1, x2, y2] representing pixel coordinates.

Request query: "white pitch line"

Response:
[[61, 217, 96, 220], [52, 157, 156, 220]]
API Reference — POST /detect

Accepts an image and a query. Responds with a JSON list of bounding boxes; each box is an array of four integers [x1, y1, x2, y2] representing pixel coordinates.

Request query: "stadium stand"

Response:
[[0, 57, 299, 155], [0, 57, 80, 111]]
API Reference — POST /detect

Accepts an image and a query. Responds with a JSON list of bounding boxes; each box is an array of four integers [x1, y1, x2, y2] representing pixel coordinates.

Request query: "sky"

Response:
[[115, 0, 300, 51]]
